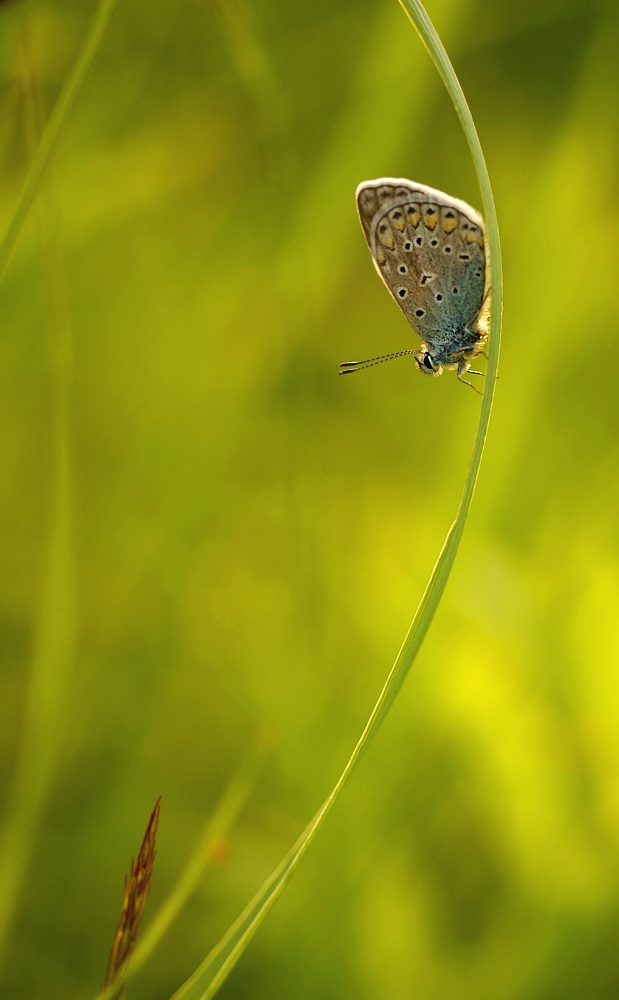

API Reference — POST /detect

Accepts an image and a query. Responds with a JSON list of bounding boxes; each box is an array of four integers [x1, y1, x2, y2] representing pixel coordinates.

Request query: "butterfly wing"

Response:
[[357, 178, 487, 354]]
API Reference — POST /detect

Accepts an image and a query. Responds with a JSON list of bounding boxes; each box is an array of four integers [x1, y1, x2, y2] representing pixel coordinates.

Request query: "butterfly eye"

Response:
[[423, 354, 435, 370]]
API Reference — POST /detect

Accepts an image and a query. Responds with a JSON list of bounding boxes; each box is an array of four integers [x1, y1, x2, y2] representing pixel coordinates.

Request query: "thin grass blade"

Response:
[[167, 2, 502, 996], [0, 0, 118, 283], [0, 24, 78, 969]]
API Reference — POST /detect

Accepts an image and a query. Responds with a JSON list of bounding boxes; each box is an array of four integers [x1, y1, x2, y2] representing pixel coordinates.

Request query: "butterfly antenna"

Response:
[[338, 350, 415, 374]]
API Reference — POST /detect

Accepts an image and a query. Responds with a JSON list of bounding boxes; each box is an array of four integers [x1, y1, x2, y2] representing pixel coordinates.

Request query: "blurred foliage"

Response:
[[0, 0, 619, 997]]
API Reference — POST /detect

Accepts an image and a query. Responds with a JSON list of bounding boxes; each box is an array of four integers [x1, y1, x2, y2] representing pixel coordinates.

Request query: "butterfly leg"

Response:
[[457, 360, 483, 394]]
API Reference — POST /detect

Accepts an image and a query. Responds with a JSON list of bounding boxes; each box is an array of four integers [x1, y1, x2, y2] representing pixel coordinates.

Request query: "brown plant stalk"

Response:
[[102, 798, 161, 999]]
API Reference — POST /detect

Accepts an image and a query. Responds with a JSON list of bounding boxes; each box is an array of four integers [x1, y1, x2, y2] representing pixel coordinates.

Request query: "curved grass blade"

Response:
[[0, 22, 78, 972], [168, 2, 503, 997], [0, 0, 118, 971], [0, 0, 119, 283]]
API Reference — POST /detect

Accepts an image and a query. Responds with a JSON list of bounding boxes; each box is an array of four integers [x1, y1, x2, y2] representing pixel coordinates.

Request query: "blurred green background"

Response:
[[1, 0, 619, 996]]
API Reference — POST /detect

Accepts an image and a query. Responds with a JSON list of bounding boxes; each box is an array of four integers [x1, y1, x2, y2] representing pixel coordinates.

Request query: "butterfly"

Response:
[[340, 178, 490, 391]]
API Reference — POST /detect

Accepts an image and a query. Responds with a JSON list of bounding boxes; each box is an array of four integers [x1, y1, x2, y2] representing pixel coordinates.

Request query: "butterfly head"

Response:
[[415, 350, 443, 378]]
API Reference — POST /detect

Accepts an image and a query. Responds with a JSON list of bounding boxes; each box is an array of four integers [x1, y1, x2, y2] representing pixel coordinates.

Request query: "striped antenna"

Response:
[[338, 350, 415, 374]]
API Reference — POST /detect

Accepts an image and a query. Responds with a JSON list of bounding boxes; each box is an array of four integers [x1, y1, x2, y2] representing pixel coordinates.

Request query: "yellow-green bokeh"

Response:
[[1, 0, 619, 997]]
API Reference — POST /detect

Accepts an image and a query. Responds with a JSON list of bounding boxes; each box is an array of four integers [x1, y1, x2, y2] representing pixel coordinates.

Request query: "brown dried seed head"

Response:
[[102, 798, 161, 997]]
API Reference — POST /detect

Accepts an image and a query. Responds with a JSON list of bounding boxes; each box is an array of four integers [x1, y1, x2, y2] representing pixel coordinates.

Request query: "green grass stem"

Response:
[[0, 0, 118, 283], [165, 1, 503, 997], [0, 0, 119, 966], [0, 21, 78, 971]]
